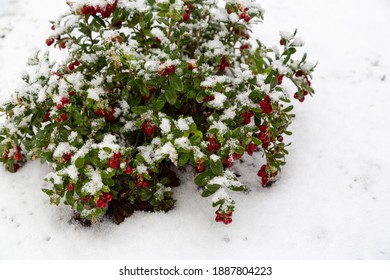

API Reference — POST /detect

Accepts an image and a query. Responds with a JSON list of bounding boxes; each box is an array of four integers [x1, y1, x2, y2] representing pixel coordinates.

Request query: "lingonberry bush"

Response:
[[0, 0, 315, 225]]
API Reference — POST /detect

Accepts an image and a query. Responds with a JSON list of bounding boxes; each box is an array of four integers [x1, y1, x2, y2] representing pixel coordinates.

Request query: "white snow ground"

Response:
[[1, 0, 390, 259]]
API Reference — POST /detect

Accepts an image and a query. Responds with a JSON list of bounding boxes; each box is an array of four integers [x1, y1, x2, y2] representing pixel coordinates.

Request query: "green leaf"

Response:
[[283, 105, 294, 113], [103, 177, 115, 187], [165, 89, 177, 105], [136, 153, 146, 163], [210, 158, 223, 175], [42, 188, 54, 196], [131, 106, 149, 115], [154, 94, 166, 111], [201, 184, 220, 197], [66, 191, 75, 206], [194, 169, 214, 186], [169, 74, 184, 91], [189, 133, 202, 145], [178, 152, 190, 166], [75, 157, 85, 169]]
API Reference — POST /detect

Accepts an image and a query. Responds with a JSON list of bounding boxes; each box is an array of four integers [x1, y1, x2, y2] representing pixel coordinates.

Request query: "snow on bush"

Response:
[[0, 0, 315, 225]]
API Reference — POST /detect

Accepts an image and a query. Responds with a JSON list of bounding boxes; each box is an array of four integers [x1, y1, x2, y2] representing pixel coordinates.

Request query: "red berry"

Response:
[[61, 113, 68, 121], [142, 181, 150, 188], [295, 70, 303, 77], [277, 74, 284, 85], [83, 196, 89, 203], [280, 39, 284, 46], [106, 4, 115, 13], [136, 181, 143, 187], [257, 169, 266, 178], [63, 153, 72, 162], [13, 163, 20, 173], [125, 166, 133, 175], [81, 6, 89, 15], [277, 135, 284, 142], [293, 92, 299, 99], [46, 38, 55, 46], [168, 65, 176, 73], [60, 41, 67, 49], [248, 142, 257, 151], [68, 63, 75, 71], [61, 97, 69, 105], [56, 104, 63, 110], [73, 60, 80, 66], [2, 152, 9, 160], [42, 112, 50, 122], [197, 164, 204, 172], [299, 96, 305, 102], [232, 153, 241, 160], [69, 90, 76, 96], [66, 183, 74, 191], [244, 16, 250, 22], [105, 193, 113, 202], [261, 176, 269, 185], [259, 125, 267, 132], [101, 10, 111, 18], [96, 197, 106, 208], [14, 153, 22, 161], [182, 10, 190, 21], [215, 216, 223, 222], [223, 217, 232, 225], [240, 12, 246, 19], [51, 25, 55, 30]]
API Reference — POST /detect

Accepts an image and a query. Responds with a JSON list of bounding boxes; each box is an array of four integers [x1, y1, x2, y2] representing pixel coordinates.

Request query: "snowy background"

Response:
[[1, 0, 390, 259]]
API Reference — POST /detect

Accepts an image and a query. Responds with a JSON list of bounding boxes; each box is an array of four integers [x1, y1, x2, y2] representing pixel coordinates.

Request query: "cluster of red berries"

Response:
[[141, 121, 158, 137], [293, 91, 308, 102], [239, 7, 251, 23], [223, 153, 241, 168], [81, 2, 116, 18], [203, 95, 215, 102], [215, 210, 232, 225], [257, 164, 269, 185], [207, 136, 221, 152], [3, 146, 22, 162], [68, 60, 80, 71], [234, 28, 250, 39], [245, 141, 257, 156], [257, 125, 270, 149], [141, 87, 156, 102], [241, 110, 254, 125], [55, 97, 71, 122], [107, 152, 121, 169], [135, 169, 153, 188], [259, 95, 272, 115], [96, 192, 113, 208], [56, 97, 69, 110], [158, 64, 176, 76], [257, 164, 278, 186], [95, 107, 116, 121], [45, 28, 67, 48], [219, 56, 230, 72]]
